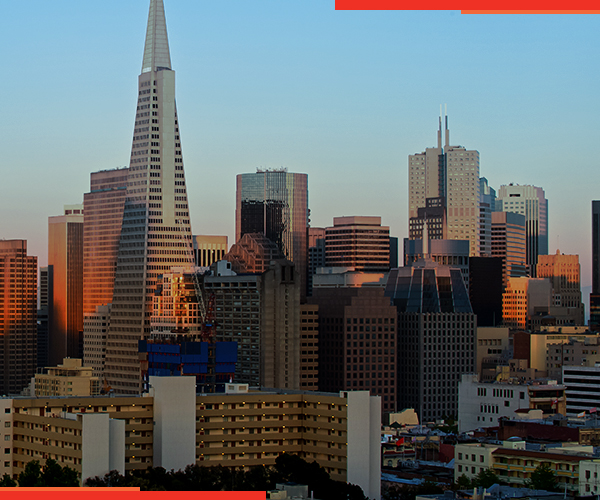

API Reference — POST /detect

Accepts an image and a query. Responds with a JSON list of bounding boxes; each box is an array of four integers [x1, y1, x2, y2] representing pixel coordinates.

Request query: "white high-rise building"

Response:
[[104, 0, 194, 393], [408, 111, 481, 256]]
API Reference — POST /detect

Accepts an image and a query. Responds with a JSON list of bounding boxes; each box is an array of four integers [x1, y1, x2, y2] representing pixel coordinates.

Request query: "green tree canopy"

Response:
[[0, 473, 17, 487], [472, 468, 500, 489], [18, 459, 79, 487], [526, 463, 559, 492]]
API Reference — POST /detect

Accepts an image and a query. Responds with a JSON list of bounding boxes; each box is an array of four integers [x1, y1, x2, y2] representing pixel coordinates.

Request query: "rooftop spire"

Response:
[[141, 0, 172, 73]]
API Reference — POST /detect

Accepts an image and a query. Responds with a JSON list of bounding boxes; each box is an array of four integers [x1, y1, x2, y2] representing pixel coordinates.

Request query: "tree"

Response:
[[18, 460, 43, 487], [0, 473, 16, 487], [526, 464, 559, 492], [454, 474, 472, 490], [472, 468, 500, 489], [18, 459, 79, 487]]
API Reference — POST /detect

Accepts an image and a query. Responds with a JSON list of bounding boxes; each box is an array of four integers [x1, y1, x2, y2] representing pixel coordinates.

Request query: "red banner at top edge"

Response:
[[335, 0, 600, 10], [0, 490, 266, 500]]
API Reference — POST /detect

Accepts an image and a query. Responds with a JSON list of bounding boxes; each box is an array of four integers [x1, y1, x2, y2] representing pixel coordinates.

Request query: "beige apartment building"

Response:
[[0, 379, 380, 499], [34, 358, 101, 397]]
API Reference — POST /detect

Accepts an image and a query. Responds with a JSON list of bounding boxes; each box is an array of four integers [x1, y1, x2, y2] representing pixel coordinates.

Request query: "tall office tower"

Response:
[[37, 267, 50, 368], [491, 211, 527, 288], [479, 177, 496, 257], [204, 260, 302, 389], [537, 251, 585, 325], [224, 232, 284, 274], [308, 286, 397, 414], [497, 184, 548, 275], [104, 0, 194, 393], [0, 240, 37, 394], [325, 216, 390, 272], [236, 169, 309, 297], [193, 235, 228, 268], [308, 227, 326, 296], [409, 112, 481, 256], [83, 168, 128, 315], [48, 205, 84, 365], [591, 201, 600, 329], [385, 259, 475, 422]]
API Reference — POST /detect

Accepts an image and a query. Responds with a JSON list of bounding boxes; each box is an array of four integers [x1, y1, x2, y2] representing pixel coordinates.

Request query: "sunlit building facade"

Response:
[[83, 168, 128, 315], [537, 251, 584, 325], [48, 205, 84, 365], [0, 240, 37, 395], [193, 235, 228, 268]]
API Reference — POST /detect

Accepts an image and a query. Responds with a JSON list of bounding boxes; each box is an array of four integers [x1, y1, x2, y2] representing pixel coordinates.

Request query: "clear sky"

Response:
[[1, 1, 599, 288]]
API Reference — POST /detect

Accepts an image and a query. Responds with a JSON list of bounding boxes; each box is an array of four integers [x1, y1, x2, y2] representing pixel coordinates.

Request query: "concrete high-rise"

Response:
[[591, 201, 600, 329], [497, 184, 548, 275], [204, 260, 302, 389], [409, 112, 481, 256], [83, 168, 128, 315], [0, 240, 37, 395], [104, 0, 194, 393], [236, 169, 309, 297], [48, 205, 84, 365]]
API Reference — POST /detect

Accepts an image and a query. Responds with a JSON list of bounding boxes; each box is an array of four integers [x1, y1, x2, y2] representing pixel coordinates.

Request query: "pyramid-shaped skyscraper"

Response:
[[104, 0, 193, 393]]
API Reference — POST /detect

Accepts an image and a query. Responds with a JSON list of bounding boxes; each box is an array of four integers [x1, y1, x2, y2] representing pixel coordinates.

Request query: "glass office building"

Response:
[[236, 170, 309, 297]]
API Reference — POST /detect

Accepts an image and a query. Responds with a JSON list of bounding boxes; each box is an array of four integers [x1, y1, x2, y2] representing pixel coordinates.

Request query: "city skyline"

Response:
[[1, 2, 599, 288]]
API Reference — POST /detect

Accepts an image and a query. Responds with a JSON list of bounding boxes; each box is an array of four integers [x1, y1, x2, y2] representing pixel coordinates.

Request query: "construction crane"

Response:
[[175, 217, 221, 392]]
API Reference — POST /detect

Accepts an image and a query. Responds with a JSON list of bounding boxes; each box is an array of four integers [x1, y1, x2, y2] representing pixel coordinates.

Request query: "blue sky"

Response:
[[1, 1, 599, 287]]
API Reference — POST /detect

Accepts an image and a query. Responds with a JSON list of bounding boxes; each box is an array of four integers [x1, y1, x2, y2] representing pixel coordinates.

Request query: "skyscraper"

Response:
[[104, 0, 194, 393], [236, 169, 309, 296], [385, 258, 475, 422], [591, 201, 600, 329], [491, 211, 527, 288], [48, 205, 84, 365], [408, 112, 481, 256], [497, 184, 548, 275], [479, 177, 496, 257], [83, 168, 128, 315], [0, 240, 37, 395]]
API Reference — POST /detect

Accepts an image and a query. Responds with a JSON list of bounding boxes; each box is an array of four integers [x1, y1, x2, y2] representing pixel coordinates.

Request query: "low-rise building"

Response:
[[454, 442, 499, 481], [34, 358, 101, 396], [458, 375, 566, 433], [492, 445, 589, 494], [579, 459, 600, 496]]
